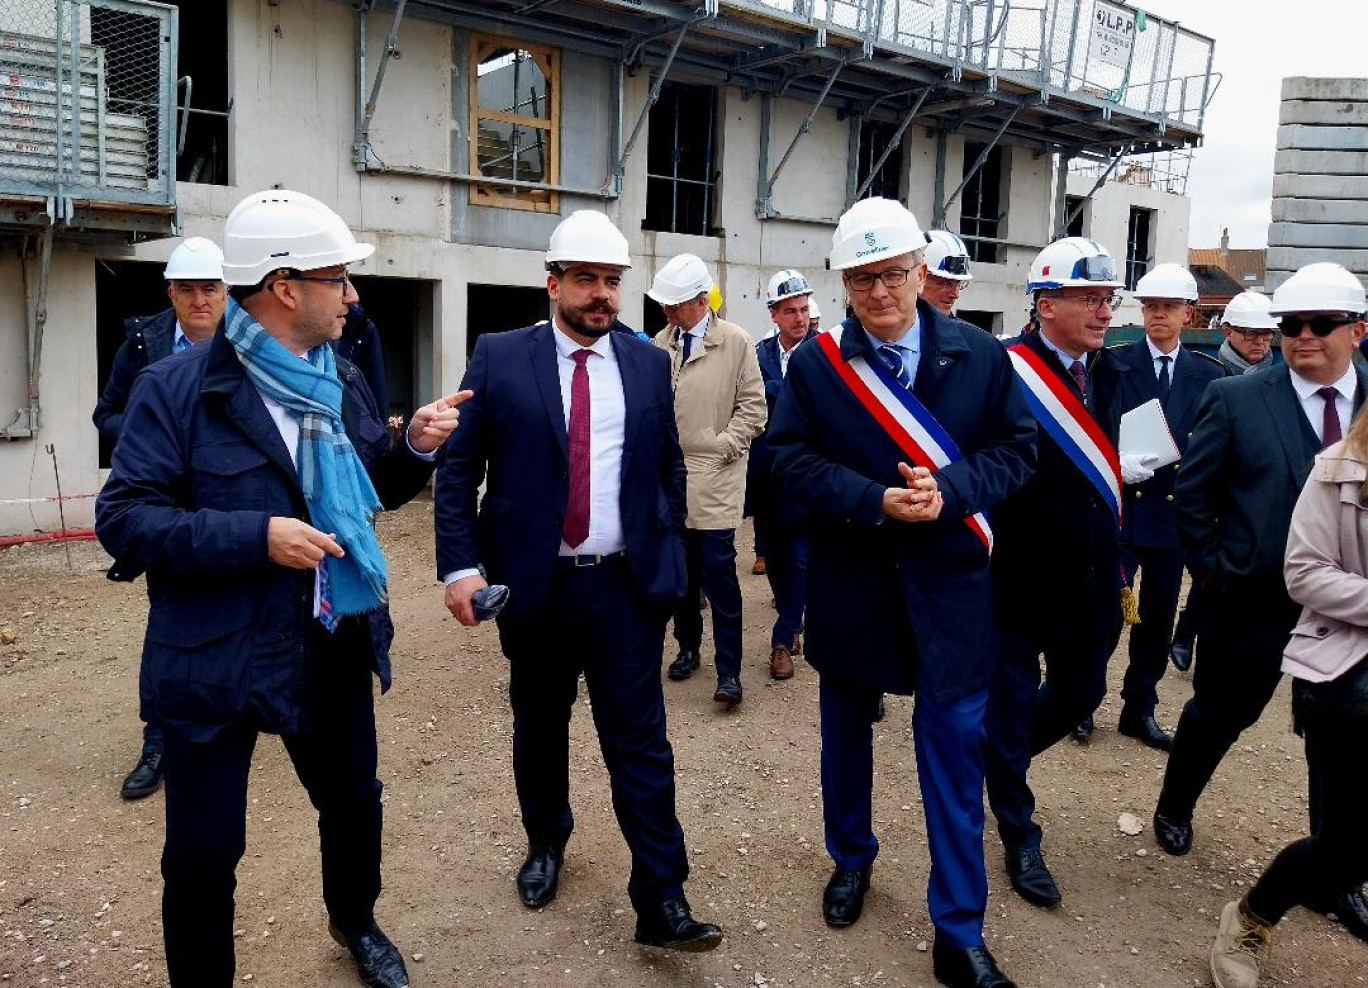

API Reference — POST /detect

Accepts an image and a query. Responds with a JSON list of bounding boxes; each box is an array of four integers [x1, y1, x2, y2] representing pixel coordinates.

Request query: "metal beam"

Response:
[[1063, 144, 1131, 231], [853, 83, 934, 202], [936, 105, 1020, 226], [612, 18, 694, 192], [354, 0, 408, 170], [758, 56, 846, 217]]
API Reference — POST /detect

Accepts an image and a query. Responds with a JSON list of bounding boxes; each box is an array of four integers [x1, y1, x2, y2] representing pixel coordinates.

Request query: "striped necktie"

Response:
[[877, 344, 909, 390]]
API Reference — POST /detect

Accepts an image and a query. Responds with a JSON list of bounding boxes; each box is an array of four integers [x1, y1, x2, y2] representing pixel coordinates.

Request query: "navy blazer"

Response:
[[93, 308, 180, 450], [745, 330, 818, 522], [1178, 361, 1368, 599], [768, 302, 1036, 701], [434, 323, 688, 624], [96, 328, 435, 742], [1102, 341, 1225, 549], [992, 330, 1125, 641]]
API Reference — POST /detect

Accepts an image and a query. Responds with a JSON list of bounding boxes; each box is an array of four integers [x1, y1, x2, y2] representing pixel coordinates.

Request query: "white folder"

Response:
[[1119, 398, 1181, 469]]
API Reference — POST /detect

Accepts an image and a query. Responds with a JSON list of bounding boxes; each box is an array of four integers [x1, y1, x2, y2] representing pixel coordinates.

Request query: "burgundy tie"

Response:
[[1318, 386, 1343, 448], [563, 349, 593, 548], [1068, 359, 1088, 395]]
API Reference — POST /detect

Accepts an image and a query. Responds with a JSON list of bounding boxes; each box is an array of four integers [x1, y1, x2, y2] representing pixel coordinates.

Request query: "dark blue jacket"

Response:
[[95, 328, 436, 743], [1100, 341, 1225, 550], [745, 330, 818, 522], [1178, 362, 1368, 600], [93, 308, 180, 448], [768, 303, 1036, 700], [434, 323, 688, 624], [332, 304, 388, 416], [991, 330, 1124, 641]]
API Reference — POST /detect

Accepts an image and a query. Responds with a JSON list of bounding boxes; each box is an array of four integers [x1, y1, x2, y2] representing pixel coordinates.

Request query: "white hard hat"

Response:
[[647, 253, 712, 305], [807, 297, 822, 320], [546, 210, 632, 270], [1133, 262, 1198, 302], [163, 237, 224, 281], [924, 230, 973, 282], [1268, 262, 1367, 316], [1221, 291, 1277, 330], [221, 190, 374, 286], [828, 197, 928, 272], [766, 269, 813, 306], [1027, 237, 1124, 293]]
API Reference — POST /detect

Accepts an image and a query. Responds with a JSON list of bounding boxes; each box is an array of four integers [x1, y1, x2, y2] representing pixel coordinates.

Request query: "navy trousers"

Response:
[[1156, 584, 1295, 821], [1119, 545, 1184, 716], [142, 714, 164, 755], [986, 611, 1119, 853], [499, 557, 690, 914], [673, 528, 744, 680], [820, 676, 989, 948], [765, 522, 809, 648], [160, 620, 382, 987]]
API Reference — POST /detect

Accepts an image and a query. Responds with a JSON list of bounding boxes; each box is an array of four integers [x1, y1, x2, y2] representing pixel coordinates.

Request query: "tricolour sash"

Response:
[[1006, 343, 1121, 524], [816, 326, 993, 552]]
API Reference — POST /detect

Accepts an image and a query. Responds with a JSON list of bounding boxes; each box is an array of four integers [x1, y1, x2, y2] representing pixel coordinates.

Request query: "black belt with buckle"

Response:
[[557, 548, 628, 568]]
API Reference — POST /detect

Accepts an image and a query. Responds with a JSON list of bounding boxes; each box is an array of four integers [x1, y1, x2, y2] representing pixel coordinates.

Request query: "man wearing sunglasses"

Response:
[[984, 237, 1127, 909], [1098, 263, 1225, 753], [1155, 261, 1368, 943], [768, 198, 1034, 988]]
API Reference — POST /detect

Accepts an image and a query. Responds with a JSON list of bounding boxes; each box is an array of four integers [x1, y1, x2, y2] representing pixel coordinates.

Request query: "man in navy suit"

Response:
[[1099, 264, 1224, 751], [769, 198, 1033, 988], [750, 268, 819, 679], [435, 210, 722, 952]]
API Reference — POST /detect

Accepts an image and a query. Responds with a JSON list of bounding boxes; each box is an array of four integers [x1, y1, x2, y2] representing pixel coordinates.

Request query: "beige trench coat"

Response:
[[653, 314, 766, 529]]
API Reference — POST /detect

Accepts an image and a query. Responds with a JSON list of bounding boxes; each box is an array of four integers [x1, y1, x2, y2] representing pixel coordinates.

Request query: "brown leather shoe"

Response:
[[769, 645, 794, 680], [751, 556, 767, 575]]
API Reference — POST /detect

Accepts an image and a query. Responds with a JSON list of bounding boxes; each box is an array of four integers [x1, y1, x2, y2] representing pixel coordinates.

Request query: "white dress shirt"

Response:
[[678, 311, 711, 361], [1289, 364, 1356, 445], [778, 338, 799, 378], [552, 321, 627, 557], [1145, 336, 1180, 380]]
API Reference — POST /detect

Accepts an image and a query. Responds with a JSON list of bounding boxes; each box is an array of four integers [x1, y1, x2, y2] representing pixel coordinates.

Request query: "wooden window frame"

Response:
[[469, 35, 560, 213]]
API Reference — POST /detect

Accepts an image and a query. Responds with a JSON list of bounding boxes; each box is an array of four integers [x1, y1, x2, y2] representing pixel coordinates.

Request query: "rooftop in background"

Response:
[[421, 0, 1215, 163], [1189, 227, 1267, 290], [1189, 262, 1244, 301]]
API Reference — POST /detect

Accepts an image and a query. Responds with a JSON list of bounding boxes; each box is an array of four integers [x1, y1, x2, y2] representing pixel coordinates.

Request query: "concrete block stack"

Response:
[[1268, 77, 1368, 294]]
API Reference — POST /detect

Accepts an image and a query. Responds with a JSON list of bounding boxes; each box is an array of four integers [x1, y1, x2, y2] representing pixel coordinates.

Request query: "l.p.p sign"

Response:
[[1089, 0, 1136, 68]]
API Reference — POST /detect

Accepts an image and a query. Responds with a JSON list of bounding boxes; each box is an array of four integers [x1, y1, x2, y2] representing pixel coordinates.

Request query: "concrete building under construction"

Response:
[[0, 0, 1215, 535]]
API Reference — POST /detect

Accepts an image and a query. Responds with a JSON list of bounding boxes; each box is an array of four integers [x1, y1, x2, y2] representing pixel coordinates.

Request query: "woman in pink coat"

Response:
[[1207, 415, 1368, 988]]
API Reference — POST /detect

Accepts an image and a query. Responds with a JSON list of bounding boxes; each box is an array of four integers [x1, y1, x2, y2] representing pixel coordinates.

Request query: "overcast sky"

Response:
[[1137, 0, 1368, 250]]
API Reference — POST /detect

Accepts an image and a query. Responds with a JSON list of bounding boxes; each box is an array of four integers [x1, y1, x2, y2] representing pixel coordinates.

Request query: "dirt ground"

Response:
[[1, 501, 1365, 988]]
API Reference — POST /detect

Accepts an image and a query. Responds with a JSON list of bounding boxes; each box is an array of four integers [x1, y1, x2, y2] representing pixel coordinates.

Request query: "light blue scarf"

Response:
[[223, 298, 387, 618]]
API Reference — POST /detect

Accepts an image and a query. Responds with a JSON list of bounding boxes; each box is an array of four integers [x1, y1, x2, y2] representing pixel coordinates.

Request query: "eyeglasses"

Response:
[[1042, 292, 1121, 312], [288, 272, 352, 290], [1231, 328, 1274, 341], [1278, 314, 1357, 338], [845, 267, 913, 293]]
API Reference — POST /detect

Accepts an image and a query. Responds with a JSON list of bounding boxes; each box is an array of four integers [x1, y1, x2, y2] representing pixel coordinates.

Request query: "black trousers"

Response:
[[1119, 545, 1184, 715], [986, 609, 1121, 852], [672, 528, 743, 680], [1246, 664, 1368, 922], [1156, 584, 1297, 820], [499, 557, 690, 914], [161, 621, 382, 988]]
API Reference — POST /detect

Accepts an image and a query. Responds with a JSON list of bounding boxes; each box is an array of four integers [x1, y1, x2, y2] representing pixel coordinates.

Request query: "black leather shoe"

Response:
[[932, 939, 1017, 988], [516, 843, 564, 907], [329, 920, 410, 988], [1169, 641, 1193, 672], [1070, 715, 1094, 742], [1153, 810, 1193, 856], [1117, 709, 1174, 751], [1314, 887, 1368, 943], [713, 677, 742, 707], [823, 865, 871, 927], [120, 751, 164, 800], [634, 896, 723, 951], [1005, 847, 1061, 907], [667, 650, 699, 681]]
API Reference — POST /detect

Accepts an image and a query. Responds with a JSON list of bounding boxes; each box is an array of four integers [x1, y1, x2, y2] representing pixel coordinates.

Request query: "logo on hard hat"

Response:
[[1041, 265, 1051, 276], [864, 233, 876, 247]]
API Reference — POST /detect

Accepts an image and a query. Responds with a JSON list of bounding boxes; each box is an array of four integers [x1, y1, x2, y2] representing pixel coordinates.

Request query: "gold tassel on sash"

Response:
[[1120, 586, 1141, 626]]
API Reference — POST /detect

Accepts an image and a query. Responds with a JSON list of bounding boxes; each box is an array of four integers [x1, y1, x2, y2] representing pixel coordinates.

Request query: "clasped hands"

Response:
[[881, 462, 942, 523]]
